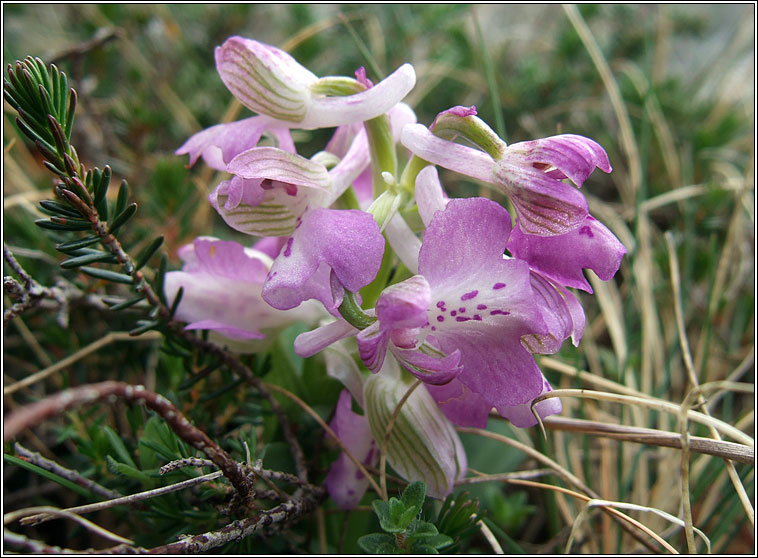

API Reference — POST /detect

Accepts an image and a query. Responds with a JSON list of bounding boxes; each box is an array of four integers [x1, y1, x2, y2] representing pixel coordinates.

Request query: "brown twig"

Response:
[[4, 381, 256, 508], [13, 442, 122, 501], [4, 243, 67, 325]]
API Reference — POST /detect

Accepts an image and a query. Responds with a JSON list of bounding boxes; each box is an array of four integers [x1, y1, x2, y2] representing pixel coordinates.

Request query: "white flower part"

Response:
[[216, 36, 417, 130], [363, 356, 467, 499]]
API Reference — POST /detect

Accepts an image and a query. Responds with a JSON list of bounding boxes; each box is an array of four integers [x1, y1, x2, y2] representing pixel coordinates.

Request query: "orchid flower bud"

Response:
[[363, 356, 467, 499]]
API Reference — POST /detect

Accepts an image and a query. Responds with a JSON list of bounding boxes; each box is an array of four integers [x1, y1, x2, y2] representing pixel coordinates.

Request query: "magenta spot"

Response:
[[477, 304, 488, 310], [436, 315, 445, 322], [450, 310, 457, 317], [473, 314, 482, 321], [579, 226, 594, 238], [461, 290, 478, 301], [283, 237, 294, 257], [490, 309, 510, 316], [459, 307, 466, 313], [493, 282, 506, 290], [269, 271, 277, 278], [431, 326, 436, 331], [355, 470, 365, 480], [436, 300, 446, 309], [455, 316, 471, 322]]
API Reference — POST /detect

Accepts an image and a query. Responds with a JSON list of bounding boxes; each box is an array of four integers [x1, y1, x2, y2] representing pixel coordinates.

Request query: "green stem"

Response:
[[364, 114, 397, 199], [338, 290, 377, 330], [398, 154, 432, 195]]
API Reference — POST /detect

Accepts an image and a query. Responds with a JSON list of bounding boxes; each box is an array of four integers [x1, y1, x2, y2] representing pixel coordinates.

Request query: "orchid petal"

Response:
[[325, 390, 378, 510], [304, 64, 416, 129], [508, 134, 611, 187], [228, 146, 331, 191], [419, 198, 548, 407], [184, 320, 265, 341], [414, 165, 449, 228], [165, 238, 320, 347], [521, 272, 583, 354], [324, 343, 366, 407], [401, 123, 494, 182], [391, 343, 463, 385], [507, 215, 626, 292], [356, 321, 390, 373], [262, 209, 385, 313], [211, 147, 333, 237], [383, 213, 421, 275], [376, 275, 431, 330], [216, 36, 317, 123], [294, 318, 358, 358], [494, 160, 589, 235], [494, 373, 562, 428], [426, 378, 492, 428], [175, 116, 268, 170]]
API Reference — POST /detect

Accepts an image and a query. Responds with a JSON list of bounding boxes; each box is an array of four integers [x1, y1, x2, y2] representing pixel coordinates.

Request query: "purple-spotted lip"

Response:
[[429, 281, 512, 326]]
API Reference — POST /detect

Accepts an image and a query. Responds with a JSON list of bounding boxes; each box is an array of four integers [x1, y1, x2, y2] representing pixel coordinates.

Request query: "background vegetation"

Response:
[[3, 4, 754, 554]]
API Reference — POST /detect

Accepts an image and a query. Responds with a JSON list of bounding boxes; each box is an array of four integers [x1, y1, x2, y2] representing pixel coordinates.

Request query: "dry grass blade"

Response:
[[531, 389, 753, 447], [507, 479, 678, 554], [542, 416, 753, 463], [19, 471, 224, 526], [568, 499, 711, 554], [4, 330, 162, 395], [4, 506, 134, 545], [678, 381, 755, 551]]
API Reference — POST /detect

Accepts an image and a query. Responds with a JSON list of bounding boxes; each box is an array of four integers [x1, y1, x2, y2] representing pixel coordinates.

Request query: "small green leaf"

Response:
[[80, 266, 134, 284], [108, 202, 137, 234], [56, 235, 100, 252], [389, 497, 406, 527], [153, 254, 168, 304], [39, 199, 81, 218], [373, 499, 403, 533], [35, 218, 91, 231], [105, 455, 149, 481], [401, 481, 426, 517], [103, 426, 137, 468], [60, 251, 116, 269], [93, 166, 111, 218], [357, 533, 397, 554], [129, 320, 162, 336], [112, 180, 129, 222], [406, 520, 438, 539], [135, 235, 164, 270], [108, 295, 146, 311], [409, 543, 439, 554], [168, 286, 183, 318]]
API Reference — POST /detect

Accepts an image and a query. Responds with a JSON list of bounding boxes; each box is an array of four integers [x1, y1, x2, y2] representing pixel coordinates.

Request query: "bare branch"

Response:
[[4, 381, 256, 508]]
